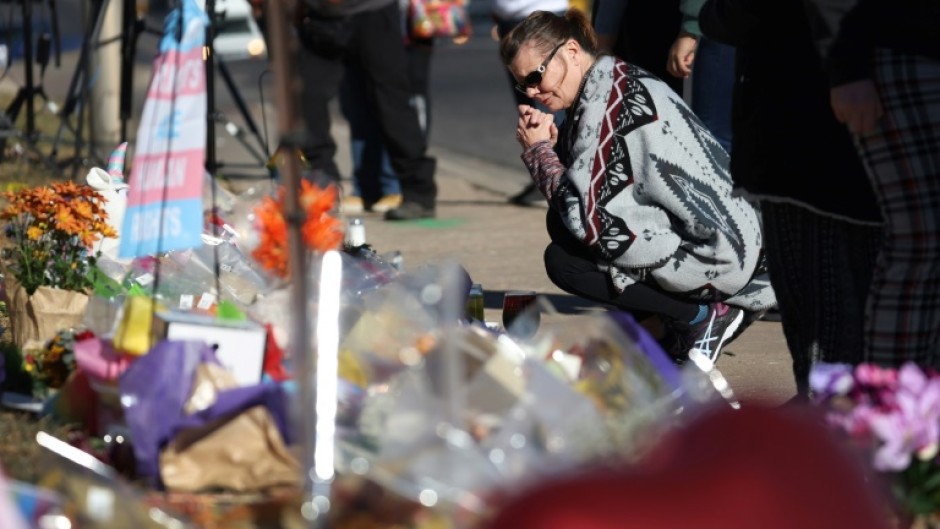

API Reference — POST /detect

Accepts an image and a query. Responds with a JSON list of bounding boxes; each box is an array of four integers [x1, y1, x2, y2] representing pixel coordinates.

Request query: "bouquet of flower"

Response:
[[249, 180, 344, 279], [811, 362, 940, 523], [23, 328, 94, 396], [1, 181, 116, 295]]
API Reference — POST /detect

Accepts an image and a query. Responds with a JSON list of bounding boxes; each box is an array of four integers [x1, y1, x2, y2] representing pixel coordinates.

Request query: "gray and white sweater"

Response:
[[522, 55, 775, 310]]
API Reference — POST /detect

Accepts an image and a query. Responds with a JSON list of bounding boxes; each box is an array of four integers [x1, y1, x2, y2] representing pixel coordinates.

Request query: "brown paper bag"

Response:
[[159, 405, 301, 492], [5, 276, 89, 350], [159, 363, 300, 492]]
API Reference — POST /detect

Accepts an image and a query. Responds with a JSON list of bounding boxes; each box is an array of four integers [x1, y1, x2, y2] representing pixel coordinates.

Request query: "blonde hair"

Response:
[[499, 9, 598, 66]]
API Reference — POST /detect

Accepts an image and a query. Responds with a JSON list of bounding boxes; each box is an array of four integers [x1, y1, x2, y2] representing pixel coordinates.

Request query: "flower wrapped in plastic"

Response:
[[323, 268, 730, 525], [811, 361, 940, 525]]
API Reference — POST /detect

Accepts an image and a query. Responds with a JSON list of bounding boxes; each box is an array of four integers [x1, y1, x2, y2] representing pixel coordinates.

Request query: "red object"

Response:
[[486, 405, 892, 529], [262, 324, 291, 382]]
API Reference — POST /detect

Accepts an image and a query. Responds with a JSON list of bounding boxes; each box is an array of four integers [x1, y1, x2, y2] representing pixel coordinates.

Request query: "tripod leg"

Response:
[[214, 113, 267, 164], [52, 0, 108, 167], [217, 57, 269, 157], [0, 89, 28, 162]]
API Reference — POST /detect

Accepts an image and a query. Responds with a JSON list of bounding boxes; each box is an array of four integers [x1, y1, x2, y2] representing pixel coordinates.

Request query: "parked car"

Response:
[[195, 0, 266, 61]]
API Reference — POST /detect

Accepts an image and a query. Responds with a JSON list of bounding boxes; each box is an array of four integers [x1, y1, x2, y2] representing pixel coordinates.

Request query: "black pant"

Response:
[[543, 211, 699, 323], [297, 2, 437, 208], [760, 202, 881, 395]]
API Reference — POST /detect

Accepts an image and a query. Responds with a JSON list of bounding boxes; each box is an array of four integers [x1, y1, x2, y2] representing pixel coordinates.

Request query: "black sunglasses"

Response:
[[515, 42, 565, 94]]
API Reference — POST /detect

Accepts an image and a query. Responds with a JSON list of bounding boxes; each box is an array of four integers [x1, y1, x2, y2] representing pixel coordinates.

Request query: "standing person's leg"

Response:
[[857, 49, 940, 367], [295, 13, 349, 184], [338, 62, 387, 210], [360, 38, 435, 213], [407, 38, 434, 137], [761, 202, 881, 395], [355, 3, 437, 219], [690, 37, 735, 153]]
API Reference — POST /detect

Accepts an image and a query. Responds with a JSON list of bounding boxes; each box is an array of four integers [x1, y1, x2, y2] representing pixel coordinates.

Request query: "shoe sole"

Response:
[[384, 211, 435, 221], [690, 309, 745, 369]]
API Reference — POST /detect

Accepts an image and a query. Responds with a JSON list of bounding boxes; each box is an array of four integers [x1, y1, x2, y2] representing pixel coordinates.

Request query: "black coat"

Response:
[[699, 0, 881, 224]]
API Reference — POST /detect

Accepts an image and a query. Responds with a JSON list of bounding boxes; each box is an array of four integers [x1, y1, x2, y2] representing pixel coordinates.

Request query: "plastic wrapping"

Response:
[[34, 431, 197, 529], [315, 259, 723, 523]]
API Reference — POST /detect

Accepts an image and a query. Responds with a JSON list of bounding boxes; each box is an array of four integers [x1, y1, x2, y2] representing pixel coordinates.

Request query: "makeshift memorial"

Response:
[[0, 181, 117, 349], [330, 282, 726, 524], [119, 339, 298, 492], [811, 362, 940, 528], [157, 360, 299, 492], [35, 431, 199, 529]]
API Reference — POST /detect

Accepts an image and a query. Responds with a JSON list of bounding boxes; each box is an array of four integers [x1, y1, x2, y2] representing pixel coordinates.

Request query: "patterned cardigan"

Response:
[[522, 56, 776, 311]]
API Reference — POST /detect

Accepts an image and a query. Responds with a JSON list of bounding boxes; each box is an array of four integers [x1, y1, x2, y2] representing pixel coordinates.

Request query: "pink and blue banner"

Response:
[[119, 0, 208, 258]]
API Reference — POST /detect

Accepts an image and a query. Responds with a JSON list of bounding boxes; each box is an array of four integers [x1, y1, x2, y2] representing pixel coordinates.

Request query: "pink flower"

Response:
[[855, 363, 899, 390], [867, 363, 940, 471]]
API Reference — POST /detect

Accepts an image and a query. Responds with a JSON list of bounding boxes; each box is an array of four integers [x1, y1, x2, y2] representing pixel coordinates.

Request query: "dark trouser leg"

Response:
[[407, 39, 434, 136], [297, 44, 344, 182], [543, 211, 699, 323], [338, 62, 387, 203], [354, 3, 436, 208], [690, 37, 735, 152], [761, 201, 880, 395]]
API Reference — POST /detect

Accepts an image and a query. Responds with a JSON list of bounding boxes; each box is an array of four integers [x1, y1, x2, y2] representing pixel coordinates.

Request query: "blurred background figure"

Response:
[[338, 1, 435, 215], [665, 0, 734, 152], [699, 0, 882, 396], [802, 0, 940, 369], [293, 0, 438, 220], [592, 0, 682, 95], [592, 0, 734, 152]]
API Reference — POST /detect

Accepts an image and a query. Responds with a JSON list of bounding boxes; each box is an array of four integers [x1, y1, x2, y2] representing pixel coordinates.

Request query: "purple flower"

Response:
[[810, 363, 855, 400], [867, 363, 940, 471]]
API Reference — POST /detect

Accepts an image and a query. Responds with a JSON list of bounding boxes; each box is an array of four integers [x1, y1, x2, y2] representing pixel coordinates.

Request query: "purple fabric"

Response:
[[118, 340, 218, 482], [169, 383, 292, 445]]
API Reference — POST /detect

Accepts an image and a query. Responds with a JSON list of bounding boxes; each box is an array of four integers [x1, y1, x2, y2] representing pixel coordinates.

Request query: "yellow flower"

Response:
[[26, 226, 43, 240]]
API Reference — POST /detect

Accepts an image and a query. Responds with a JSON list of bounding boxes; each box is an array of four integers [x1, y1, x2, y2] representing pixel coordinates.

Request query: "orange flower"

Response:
[[72, 200, 94, 220], [54, 208, 82, 236], [249, 182, 343, 279], [2, 180, 118, 294]]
